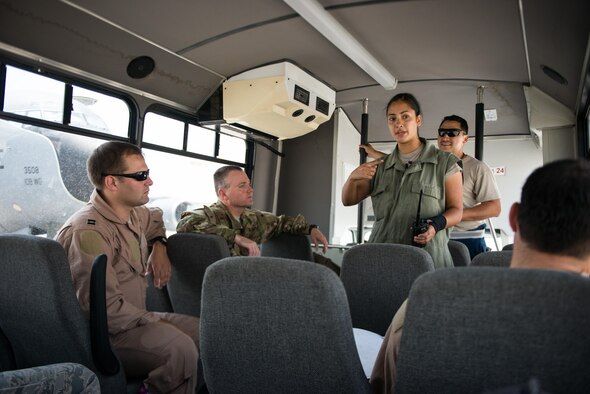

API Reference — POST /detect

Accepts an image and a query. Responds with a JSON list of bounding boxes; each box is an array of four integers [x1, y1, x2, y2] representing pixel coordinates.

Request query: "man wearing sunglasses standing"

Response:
[[437, 115, 501, 259], [362, 114, 501, 259], [55, 141, 201, 394]]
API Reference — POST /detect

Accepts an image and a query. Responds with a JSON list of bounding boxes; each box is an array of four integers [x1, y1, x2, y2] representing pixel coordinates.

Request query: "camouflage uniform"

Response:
[[0, 362, 100, 393], [176, 202, 339, 273]]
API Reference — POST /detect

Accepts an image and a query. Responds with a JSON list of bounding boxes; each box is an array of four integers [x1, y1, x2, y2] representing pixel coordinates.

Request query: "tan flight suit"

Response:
[[370, 300, 407, 394], [56, 190, 199, 394]]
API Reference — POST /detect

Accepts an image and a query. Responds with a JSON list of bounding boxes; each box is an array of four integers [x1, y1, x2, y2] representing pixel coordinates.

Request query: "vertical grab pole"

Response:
[[487, 217, 500, 251], [475, 86, 485, 161], [476, 86, 500, 250], [357, 98, 369, 244]]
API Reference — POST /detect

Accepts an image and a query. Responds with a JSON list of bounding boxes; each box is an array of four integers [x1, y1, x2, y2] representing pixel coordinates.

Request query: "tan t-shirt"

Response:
[[453, 154, 500, 232]]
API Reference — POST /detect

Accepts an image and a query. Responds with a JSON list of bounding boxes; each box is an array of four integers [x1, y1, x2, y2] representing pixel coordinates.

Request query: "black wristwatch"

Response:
[[151, 236, 168, 247]]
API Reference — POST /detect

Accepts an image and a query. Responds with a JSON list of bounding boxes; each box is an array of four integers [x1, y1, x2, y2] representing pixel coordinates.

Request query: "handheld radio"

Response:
[[411, 189, 430, 247]]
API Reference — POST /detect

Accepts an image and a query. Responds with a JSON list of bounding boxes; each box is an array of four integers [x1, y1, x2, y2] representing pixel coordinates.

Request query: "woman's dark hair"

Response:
[[386, 93, 422, 116]]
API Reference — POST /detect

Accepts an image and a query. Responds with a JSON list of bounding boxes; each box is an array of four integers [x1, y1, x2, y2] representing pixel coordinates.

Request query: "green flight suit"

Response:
[[369, 139, 460, 268]]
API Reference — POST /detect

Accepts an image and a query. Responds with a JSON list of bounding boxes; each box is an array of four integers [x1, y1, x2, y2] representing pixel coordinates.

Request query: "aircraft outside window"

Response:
[[0, 65, 247, 236]]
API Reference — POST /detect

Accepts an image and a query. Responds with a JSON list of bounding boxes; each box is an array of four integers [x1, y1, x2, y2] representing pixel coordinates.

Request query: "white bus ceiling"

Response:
[[0, 0, 588, 142]]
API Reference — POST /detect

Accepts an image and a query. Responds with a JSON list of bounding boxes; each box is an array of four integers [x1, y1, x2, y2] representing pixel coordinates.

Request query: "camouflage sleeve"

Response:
[[257, 211, 312, 239], [176, 210, 237, 244]]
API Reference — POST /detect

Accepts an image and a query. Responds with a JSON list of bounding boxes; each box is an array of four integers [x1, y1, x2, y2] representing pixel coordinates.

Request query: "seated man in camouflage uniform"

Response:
[[176, 165, 339, 274]]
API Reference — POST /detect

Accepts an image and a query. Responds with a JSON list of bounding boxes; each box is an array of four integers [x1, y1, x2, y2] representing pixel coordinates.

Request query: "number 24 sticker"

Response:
[[490, 167, 505, 176]]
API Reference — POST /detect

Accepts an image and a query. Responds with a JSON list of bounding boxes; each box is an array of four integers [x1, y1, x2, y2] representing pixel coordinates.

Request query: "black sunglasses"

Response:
[[103, 169, 150, 181], [437, 128, 464, 137]]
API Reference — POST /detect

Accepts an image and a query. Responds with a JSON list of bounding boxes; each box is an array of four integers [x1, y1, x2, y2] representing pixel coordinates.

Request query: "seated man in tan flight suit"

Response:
[[56, 141, 200, 394]]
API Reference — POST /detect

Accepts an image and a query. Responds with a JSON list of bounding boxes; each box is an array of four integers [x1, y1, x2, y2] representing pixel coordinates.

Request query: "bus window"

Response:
[[4, 66, 65, 124], [0, 120, 101, 236], [218, 126, 247, 163], [0, 63, 133, 236], [4, 66, 130, 138], [187, 124, 215, 156], [71, 86, 129, 137], [187, 123, 247, 162], [142, 111, 250, 233], [143, 112, 185, 150], [142, 148, 227, 233]]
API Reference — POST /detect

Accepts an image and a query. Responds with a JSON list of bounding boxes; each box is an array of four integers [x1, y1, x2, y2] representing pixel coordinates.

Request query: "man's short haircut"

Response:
[[518, 159, 590, 259], [213, 165, 244, 195], [439, 114, 469, 134], [87, 141, 143, 189]]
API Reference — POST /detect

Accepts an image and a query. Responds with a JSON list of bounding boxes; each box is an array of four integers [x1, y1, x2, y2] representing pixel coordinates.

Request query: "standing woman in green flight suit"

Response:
[[342, 93, 463, 268]]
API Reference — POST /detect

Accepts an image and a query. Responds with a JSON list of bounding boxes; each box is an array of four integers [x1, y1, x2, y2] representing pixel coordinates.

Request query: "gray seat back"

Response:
[[260, 233, 313, 261], [145, 275, 174, 313], [396, 267, 590, 394], [166, 233, 230, 317], [447, 240, 471, 267], [0, 327, 16, 371], [470, 250, 512, 267], [200, 256, 371, 394], [0, 234, 126, 393], [340, 243, 434, 336], [89, 254, 120, 376]]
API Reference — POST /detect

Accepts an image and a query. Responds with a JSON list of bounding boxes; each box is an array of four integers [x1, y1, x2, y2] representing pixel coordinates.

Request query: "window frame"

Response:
[[0, 59, 138, 144], [0, 58, 256, 172], [142, 103, 254, 173]]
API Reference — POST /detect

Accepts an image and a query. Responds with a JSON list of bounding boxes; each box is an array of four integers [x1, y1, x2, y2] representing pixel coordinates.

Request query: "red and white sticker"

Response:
[[490, 166, 505, 176]]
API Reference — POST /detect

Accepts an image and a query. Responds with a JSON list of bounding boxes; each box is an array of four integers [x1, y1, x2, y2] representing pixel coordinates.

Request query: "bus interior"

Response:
[[1, 0, 590, 392], [1, 0, 589, 253]]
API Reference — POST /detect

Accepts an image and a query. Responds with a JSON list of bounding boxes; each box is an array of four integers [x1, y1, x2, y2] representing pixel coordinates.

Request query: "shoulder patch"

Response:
[[79, 230, 104, 256]]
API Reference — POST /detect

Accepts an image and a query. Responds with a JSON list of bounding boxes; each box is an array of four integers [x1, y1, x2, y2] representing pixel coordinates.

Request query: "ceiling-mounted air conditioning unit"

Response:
[[222, 61, 336, 140]]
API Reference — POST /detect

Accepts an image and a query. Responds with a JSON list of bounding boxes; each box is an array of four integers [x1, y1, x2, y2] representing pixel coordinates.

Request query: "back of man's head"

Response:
[[517, 159, 590, 259]]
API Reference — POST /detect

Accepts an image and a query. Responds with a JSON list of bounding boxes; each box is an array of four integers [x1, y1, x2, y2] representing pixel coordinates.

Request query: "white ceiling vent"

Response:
[[222, 62, 336, 140]]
